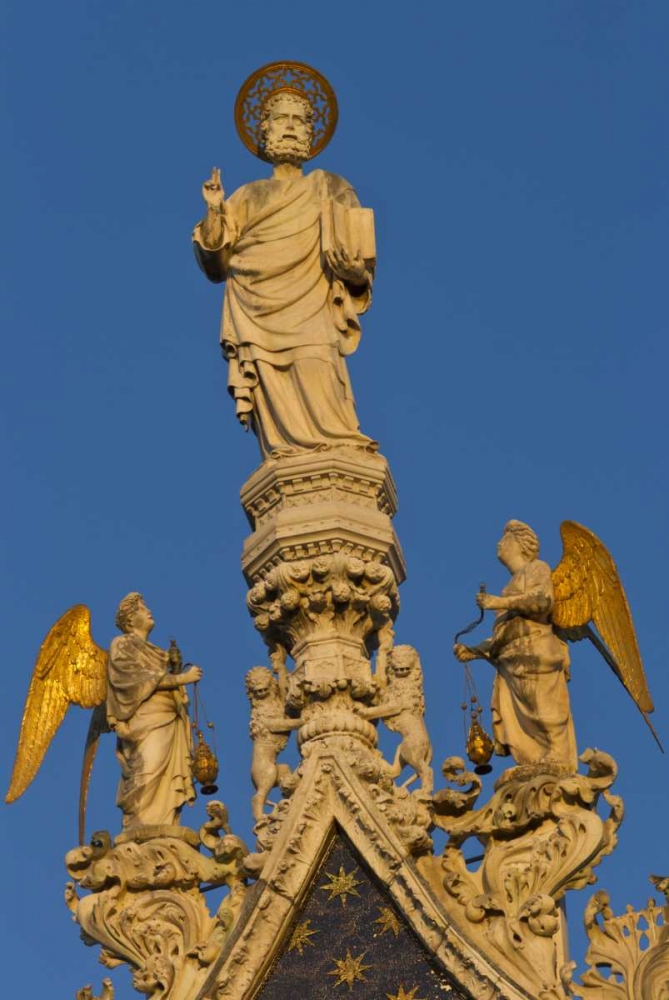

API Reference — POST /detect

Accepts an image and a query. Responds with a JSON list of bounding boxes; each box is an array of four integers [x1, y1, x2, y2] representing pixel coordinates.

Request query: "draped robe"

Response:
[[489, 560, 577, 769], [107, 634, 195, 830], [193, 169, 376, 458]]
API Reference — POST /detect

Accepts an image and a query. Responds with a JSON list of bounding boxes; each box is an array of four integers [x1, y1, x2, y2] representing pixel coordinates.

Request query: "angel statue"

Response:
[[192, 61, 377, 459], [6, 593, 202, 841], [453, 520, 660, 771]]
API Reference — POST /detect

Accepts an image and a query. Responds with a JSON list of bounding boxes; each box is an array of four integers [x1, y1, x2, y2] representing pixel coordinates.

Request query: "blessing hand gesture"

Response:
[[202, 167, 225, 211]]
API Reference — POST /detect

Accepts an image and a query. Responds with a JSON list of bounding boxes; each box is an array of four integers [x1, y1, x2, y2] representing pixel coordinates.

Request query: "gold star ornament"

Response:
[[287, 919, 318, 955], [328, 950, 371, 990], [319, 865, 362, 907], [386, 987, 425, 1000], [374, 905, 401, 937]]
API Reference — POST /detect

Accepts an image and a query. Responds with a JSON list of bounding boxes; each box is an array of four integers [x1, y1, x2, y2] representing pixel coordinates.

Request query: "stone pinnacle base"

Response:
[[240, 448, 405, 584]]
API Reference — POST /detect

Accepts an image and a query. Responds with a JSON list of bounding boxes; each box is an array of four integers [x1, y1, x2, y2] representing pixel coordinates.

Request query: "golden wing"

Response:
[[552, 521, 658, 741], [6, 605, 108, 803]]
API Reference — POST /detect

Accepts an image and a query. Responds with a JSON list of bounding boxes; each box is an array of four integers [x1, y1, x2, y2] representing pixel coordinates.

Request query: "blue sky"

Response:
[[1, 2, 668, 996]]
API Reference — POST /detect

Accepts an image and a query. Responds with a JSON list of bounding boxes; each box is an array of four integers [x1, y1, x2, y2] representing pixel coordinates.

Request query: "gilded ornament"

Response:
[[191, 728, 219, 795], [7, 596, 207, 840], [453, 519, 662, 770], [287, 919, 319, 955], [373, 906, 401, 938], [319, 865, 363, 906], [234, 60, 338, 161], [327, 949, 371, 990], [386, 987, 425, 1000], [465, 716, 494, 773]]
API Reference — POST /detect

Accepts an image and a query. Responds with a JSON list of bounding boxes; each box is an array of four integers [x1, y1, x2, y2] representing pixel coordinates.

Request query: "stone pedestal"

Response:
[[240, 448, 405, 584], [241, 448, 405, 748]]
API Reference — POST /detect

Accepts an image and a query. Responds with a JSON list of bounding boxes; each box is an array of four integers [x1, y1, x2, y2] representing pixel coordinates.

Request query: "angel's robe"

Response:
[[107, 634, 195, 829], [489, 559, 577, 770], [192, 169, 376, 458]]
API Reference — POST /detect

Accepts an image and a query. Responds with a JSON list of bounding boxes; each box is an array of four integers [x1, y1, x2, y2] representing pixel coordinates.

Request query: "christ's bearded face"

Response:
[[261, 93, 313, 164]]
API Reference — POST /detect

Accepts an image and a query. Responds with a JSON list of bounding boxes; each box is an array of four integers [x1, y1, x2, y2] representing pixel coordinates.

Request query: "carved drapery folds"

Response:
[[64, 810, 248, 999]]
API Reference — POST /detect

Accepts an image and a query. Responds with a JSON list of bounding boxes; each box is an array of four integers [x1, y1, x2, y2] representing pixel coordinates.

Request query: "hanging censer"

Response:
[[453, 585, 494, 775], [169, 639, 220, 795]]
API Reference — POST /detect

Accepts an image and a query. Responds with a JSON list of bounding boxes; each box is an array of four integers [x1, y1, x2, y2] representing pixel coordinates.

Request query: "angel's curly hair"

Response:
[[115, 592, 144, 633], [504, 520, 540, 560]]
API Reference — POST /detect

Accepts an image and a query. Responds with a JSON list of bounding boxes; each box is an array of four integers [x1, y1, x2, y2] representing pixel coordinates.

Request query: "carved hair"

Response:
[[389, 644, 419, 672], [259, 90, 314, 148], [245, 666, 277, 698], [115, 592, 144, 633], [388, 645, 425, 713], [504, 520, 540, 560]]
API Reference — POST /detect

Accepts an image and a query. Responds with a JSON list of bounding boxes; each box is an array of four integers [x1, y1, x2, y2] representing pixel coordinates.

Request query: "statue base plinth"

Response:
[[115, 824, 200, 848], [493, 760, 574, 788], [240, 449, 405, 584]]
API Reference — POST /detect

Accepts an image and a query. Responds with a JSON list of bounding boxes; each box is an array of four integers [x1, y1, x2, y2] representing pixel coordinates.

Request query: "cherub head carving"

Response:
[[245, 666, 279, 703], [260, 91, 314, 165]]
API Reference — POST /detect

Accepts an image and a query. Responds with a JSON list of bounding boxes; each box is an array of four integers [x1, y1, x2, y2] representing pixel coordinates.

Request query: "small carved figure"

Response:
[[75, 980, 113, 1000], [454, 520, 659, 770], [358, 645, 433, 793], [246, 667, 301, 821], [6, 594, 203, 838]]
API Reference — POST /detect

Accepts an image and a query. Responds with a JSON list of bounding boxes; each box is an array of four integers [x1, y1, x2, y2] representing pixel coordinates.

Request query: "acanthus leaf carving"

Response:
[[426, 750, 623, 999], [64, 808, 249, 999], [566, 880, 669, 999]]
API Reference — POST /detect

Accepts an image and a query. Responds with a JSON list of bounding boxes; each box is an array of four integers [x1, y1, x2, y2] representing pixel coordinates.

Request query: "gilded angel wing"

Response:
[[6, 605, 108, 803], [552, 521, 659, 742]]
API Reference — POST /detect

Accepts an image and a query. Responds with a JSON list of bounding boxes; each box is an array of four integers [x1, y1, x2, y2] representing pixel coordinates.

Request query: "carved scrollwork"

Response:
[[429, 750, 624, 998], [566, 882, 669, 999], [76, 980, 114, 1000], [64, 814, 249, 999]]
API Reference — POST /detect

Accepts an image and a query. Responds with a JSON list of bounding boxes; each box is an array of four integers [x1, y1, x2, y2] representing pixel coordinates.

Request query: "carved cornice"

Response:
[[240, 450, 399, 528], [240, 451, 405, 584]]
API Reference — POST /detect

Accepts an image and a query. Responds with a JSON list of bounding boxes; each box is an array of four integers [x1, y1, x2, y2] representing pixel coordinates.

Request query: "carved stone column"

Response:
[[241, 448, 404, 750]]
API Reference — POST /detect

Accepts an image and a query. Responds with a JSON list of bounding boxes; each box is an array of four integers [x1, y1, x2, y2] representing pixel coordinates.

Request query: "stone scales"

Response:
[[7, 62, 668, 1000]]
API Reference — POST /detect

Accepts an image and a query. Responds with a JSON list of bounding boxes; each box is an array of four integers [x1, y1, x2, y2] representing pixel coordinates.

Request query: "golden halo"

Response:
[[234, 61, 338, 162]]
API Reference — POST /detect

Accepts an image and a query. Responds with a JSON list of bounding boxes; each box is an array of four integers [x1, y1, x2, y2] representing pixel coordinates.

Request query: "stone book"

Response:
[[320, 200, 376, 262]]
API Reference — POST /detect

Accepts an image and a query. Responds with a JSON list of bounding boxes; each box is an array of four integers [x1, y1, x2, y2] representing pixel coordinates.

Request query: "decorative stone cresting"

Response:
[[565, 877, 669, 999], [64, 807, 248, 1000], [415, 749, 625, 1000]]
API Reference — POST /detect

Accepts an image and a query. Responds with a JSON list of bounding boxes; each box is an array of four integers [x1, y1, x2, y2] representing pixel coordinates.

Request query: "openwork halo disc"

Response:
[[235, 61, 338, 162]]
